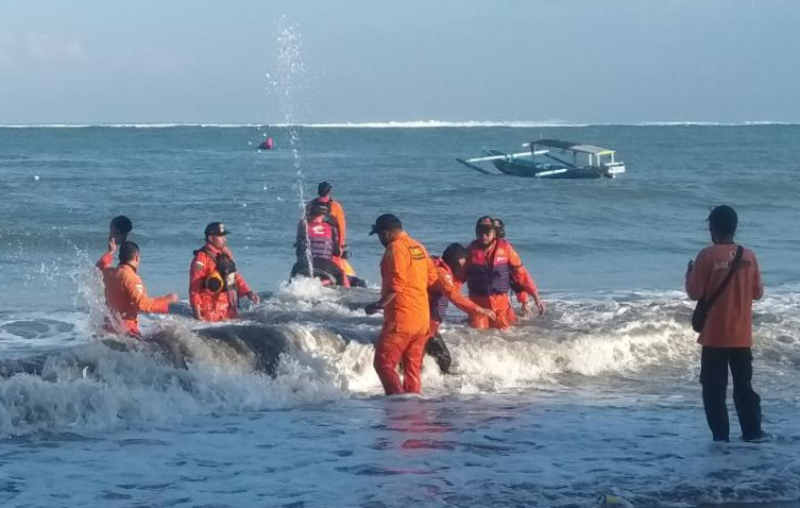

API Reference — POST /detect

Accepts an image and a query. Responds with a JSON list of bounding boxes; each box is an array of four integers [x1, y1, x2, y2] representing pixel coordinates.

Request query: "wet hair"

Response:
[[119, 241, 139, 263], [442, 243, 468, 271], [708, 205, 738, 237], [110, 215, 133, 238], [492, 218, 506, 238], [318, 181, 332, 197]]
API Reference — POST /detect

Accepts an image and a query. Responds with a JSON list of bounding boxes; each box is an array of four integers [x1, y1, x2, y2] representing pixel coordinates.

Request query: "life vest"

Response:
[[306, 218, 335, 260], [309, 197, 338, 224], [466, 239, 512, 296], [195, 246, 239, 307], [429, 257, 451, 323]]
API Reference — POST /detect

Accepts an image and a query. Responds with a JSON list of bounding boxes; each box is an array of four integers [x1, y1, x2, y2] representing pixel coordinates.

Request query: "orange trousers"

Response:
[[468, 294, 516, 330], [373, 328, 429, 395]]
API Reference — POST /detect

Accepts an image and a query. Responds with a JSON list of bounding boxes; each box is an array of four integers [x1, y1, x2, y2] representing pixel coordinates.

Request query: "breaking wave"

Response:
[[1, 279, 798, 438]]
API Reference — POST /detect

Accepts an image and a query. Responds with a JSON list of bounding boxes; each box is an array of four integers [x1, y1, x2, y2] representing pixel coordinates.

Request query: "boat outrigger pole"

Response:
[[456, 149, 549, 175], [455, 158, 495, 175]]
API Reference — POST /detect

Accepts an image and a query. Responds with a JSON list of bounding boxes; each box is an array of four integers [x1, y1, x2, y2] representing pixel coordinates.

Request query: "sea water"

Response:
[[1, 123, 799, 507]]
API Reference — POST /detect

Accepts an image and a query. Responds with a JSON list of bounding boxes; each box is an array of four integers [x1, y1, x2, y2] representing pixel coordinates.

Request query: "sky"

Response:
[[1, 0, 798, 124]]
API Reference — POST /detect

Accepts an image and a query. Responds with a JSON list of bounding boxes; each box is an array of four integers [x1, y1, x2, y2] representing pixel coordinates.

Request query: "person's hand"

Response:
[[248, 291, 261, 304], [107, 235, 117, 254], [478, 307, 496, 321], [365, 302, 382, 315], [165, 293, 179, 304]]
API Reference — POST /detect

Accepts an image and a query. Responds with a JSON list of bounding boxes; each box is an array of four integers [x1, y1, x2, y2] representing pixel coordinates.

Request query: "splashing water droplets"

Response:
[[268, 17, 313, 276]]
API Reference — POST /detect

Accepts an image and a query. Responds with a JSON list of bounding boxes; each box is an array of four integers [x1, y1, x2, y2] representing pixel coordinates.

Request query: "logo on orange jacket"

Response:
[[408, 245, 425, 260]]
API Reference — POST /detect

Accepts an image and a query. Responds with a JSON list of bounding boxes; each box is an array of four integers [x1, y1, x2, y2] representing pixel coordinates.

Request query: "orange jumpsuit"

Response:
[[511, 266, 538, 307], [374, 231, 438, 395], [189, 244, 253, 322], [427, 257, 483, 337], [465, 239, 538, 330], [96, 254, 171, 337]]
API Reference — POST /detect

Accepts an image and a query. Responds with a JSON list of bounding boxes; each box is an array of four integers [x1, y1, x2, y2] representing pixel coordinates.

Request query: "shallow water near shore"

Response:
[[1, 124, 799, 506]]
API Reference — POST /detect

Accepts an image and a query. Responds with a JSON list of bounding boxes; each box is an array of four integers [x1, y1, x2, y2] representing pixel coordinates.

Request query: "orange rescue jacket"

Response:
[[97, 255, 171, 336], [189, 244, 252, 322], [428, 257, 482, 324]]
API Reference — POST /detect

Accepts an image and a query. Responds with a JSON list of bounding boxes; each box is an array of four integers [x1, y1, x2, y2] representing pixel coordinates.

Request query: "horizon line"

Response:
[[1, 120, 798, 129]]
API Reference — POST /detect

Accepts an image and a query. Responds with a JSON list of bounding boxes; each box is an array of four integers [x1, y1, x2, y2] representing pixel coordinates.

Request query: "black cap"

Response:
[[318, 181, 332, 196], [369, 214, 402, 235], [204, 222, 228, 236], [708, 205, 738, 236]]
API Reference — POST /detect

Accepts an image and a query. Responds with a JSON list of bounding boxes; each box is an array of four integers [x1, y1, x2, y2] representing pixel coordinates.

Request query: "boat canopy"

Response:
[[529, 139, 615, 156]]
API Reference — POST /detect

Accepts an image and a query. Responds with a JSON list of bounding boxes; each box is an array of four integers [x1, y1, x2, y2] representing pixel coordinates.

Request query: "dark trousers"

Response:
[[700, 346, 762, 441], [425, 334, 452, 374]]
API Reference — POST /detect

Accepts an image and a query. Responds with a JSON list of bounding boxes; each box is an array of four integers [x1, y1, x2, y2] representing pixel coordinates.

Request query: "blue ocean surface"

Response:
[[1, 124, 799, 507]]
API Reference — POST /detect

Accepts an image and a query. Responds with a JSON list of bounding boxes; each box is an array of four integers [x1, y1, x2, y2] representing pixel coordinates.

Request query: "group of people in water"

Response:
[[93, 183, 767, 442], [94, 181, 546, 391]]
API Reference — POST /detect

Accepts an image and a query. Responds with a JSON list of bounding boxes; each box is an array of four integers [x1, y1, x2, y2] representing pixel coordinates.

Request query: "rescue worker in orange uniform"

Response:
[[96, 241, 178, 337], [365, 214, 438, 395], [308, 181, 347, 254], [291, 202, 349, 287], [306, 181, 363, 286], [425, 243, 496, 373], [189, 222, 260, 322], [492, 217, 540, 317], [466, 217, 545, 329]]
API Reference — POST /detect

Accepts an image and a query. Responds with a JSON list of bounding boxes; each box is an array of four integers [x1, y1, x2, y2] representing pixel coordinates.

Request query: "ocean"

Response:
[[1, 123, 799, 507]]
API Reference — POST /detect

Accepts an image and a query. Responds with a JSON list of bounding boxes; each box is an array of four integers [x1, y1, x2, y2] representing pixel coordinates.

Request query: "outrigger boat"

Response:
[[457, 139, 626, 179]]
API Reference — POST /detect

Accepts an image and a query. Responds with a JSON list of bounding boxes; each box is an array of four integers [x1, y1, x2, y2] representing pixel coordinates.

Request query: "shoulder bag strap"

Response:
[[704, 245, 744, 309]]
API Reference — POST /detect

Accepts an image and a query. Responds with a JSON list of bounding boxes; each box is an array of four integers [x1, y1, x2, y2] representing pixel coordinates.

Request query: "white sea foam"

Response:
[[1, 286, 798, 438]]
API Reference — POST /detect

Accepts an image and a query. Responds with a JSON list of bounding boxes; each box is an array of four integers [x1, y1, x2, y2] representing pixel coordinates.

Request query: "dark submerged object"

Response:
[[0, 324, 288, 380]]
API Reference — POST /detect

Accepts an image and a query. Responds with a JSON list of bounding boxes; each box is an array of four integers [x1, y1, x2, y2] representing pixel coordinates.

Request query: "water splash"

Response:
[[267, 16, 312, 275]]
